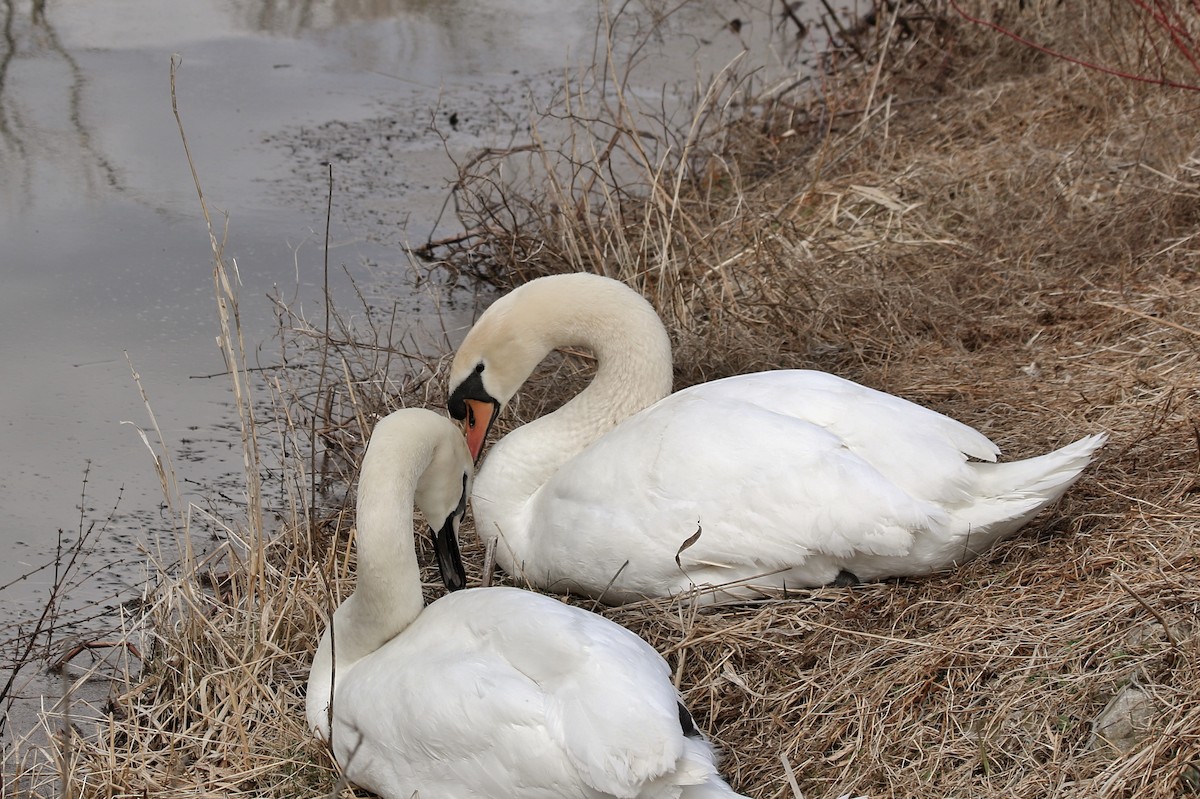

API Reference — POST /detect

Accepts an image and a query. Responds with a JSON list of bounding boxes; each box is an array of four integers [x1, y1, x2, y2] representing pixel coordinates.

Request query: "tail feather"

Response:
[[973, 433, 1108, 500], [635, 736, 746, 799], [955, 432, 1108, 546], [678, 780, 752, 799], [845, 433, 1106, 580]]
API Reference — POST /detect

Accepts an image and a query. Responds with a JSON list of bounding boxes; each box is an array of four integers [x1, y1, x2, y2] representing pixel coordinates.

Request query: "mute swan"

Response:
[[447, 273, 1107, 604], [305, 407, 747, 799]]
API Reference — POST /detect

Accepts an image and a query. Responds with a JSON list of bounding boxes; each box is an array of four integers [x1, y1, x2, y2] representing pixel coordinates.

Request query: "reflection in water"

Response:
[[234, 0, 587, 79], [246, 0, 416, 35], [0, 0, 121, 211], [0, 0, 28, 163]]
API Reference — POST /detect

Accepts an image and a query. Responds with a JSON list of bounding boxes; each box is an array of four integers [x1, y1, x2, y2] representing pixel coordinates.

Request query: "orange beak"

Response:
[[463, 398, 495, 462]]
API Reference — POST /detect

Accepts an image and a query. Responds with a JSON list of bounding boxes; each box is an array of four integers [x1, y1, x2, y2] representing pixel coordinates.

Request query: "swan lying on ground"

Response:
[[447, 273, 1107, 604], [306, 407, 748, 799]]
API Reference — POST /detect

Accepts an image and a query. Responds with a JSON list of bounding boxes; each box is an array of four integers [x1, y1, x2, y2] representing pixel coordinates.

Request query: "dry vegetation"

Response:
[[5, 1, 1200, 797]]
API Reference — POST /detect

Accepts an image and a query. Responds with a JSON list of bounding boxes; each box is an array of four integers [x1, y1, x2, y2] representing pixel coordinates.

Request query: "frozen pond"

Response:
[[0, 0, 805, 743]]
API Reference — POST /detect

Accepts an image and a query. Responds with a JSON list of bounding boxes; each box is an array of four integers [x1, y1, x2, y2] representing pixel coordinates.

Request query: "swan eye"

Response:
[[474, 362, 485, 374]]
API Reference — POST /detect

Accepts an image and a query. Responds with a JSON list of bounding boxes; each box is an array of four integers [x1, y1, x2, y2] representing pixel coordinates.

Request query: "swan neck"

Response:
[[338, 443, 429, 659], [473, 278, 675, 550], [539, 282, 674, 452]]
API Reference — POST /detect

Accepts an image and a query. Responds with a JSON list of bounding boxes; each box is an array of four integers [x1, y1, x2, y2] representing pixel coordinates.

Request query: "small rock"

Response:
[[1089, 682, 1161, 753]]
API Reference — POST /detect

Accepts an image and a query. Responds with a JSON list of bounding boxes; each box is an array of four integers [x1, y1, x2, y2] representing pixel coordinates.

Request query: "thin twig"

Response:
[[1112, 574, 1181, 649]]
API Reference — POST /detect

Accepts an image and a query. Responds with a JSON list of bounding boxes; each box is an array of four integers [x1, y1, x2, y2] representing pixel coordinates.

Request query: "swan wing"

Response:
[[333, 588, 696, 798], [452, 588, 696, 796], [330, 622, 558, 798], [525, 371, 990, 593], [683, 370, 1001, 497]]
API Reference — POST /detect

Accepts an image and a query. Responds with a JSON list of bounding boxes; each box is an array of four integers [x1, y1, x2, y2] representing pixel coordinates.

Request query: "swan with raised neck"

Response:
[[447, 273, 1108, 604]]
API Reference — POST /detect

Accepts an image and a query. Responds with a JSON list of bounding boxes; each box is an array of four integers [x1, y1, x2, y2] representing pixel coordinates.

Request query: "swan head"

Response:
[[447, 281, 560, 461], [416, 420, 473, 593], [446, 359, 502, 464], [371, 408, 475, 591], [447, 273, 672, 461]]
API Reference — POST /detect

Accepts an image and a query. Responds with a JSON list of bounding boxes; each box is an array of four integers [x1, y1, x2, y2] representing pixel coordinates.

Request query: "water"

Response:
[[0, 0, 805, 748]]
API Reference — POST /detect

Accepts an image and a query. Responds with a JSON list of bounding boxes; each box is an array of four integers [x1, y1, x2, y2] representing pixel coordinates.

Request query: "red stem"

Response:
[[947, 0, 1200, 92]]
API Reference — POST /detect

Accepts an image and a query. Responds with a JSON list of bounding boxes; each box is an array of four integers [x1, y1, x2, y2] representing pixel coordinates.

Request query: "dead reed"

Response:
[[5, 1, 1198, 798]]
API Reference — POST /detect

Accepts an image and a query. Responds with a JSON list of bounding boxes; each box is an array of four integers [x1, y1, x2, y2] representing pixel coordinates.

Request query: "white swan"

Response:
[[446, 273, 1108, 604], [305, 407, 747, 799]]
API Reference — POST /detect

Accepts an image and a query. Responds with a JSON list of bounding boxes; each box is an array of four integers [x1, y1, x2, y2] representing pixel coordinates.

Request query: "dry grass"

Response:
[[5, 1, 1200, 797], [430, 1, 1200, 796]]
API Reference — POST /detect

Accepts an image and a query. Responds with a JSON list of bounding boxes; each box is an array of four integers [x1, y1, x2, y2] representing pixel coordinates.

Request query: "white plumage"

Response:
[[305, 408, 746, 799], [446, 273, 1107, 604]]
